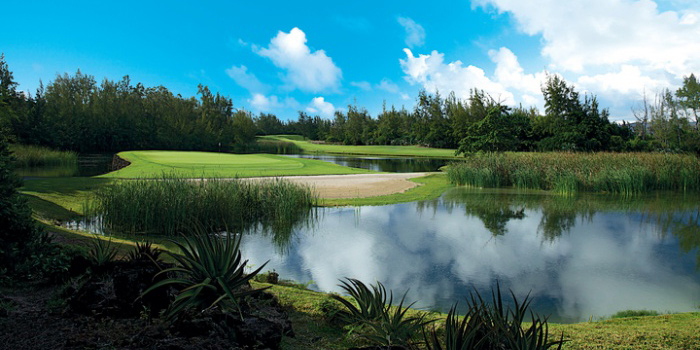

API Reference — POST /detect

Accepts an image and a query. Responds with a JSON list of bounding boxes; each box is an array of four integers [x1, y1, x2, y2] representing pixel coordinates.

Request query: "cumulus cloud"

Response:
[[577, 65, 671, 96], [400, 48, 517, 105], [397, 17, 426, 48], [248, 93, 299, 112], [226, 65, 269, 93], [306, 96, 336, 118], [255, 27, 342, 92], [473, 0, 700, 76]]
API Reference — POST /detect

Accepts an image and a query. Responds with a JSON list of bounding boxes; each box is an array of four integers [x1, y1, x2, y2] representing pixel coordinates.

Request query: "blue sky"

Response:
[[3, 0, 700, 120]]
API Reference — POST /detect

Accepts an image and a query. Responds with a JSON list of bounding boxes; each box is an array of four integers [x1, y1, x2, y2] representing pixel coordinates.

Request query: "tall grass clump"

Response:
[[9, 144, 78, 167], [231, 140, 303, 154], [86, 175, 317, 236], [424, 284, 565, 350], [448, 152, 700, 195]]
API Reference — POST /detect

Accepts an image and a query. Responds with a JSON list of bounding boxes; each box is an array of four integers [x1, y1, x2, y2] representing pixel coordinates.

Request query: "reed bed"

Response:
[[9, 144, 78, 167], [232, 140, 303, 154], [86, 175, 318, 236], [447, 152, 700, 195]]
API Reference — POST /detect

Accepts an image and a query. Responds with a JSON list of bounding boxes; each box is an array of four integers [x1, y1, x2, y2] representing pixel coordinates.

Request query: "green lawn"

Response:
[[102, 150, 376, 178], [261, 135, 461, 158]]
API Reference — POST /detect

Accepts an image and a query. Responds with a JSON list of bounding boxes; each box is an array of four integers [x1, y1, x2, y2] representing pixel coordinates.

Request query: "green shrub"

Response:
[[611, 310, 660, 318], [0, 133, 63, 282]]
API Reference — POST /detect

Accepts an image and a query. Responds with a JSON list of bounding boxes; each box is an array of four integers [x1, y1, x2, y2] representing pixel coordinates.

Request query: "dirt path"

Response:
[[244, 172, 434, 199]]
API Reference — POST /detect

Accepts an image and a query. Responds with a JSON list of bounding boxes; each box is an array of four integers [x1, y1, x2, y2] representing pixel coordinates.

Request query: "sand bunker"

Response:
[[245, 172, 432, 199]]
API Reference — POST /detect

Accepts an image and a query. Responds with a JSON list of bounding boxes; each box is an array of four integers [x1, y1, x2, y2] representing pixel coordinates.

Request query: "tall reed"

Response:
[[9, 144, 78, 167], [86, 175, 318, 236], [448, 152, 700, 195]]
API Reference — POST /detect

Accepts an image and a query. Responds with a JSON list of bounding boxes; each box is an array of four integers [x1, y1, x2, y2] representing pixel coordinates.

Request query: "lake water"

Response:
[[240, 188, 700, 323], [16, 154, 113, 177], [284, 154, 451, 172]]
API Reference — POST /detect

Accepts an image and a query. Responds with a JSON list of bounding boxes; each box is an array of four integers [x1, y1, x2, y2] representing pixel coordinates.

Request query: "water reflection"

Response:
[[241, 188, 700, 323], [16, 153, 113, 178], [284, 154, 450, 173]]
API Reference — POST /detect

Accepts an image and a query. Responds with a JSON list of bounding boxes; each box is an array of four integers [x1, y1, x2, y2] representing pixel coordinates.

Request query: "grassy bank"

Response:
[[447, 152, 700, 195], [102, 151, 374, 178], [9, 144, 78, 167], [261, 135, 459, 158], [86, 176, 317, 236]]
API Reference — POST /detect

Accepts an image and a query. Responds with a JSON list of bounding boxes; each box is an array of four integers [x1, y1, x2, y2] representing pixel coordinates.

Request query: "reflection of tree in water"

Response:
[[649, 209, 700, 269], [438, 189, 700, 251], [246, 207, 320, 253]]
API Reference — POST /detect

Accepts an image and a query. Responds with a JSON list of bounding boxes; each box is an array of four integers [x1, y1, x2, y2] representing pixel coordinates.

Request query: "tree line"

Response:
[[0, 54, 257, 153], [1, 53, 699, 154], [267, 74, 700, 154]]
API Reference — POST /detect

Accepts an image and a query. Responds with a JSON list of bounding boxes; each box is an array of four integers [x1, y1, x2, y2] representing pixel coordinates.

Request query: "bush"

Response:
[[0, 132, 62, 282]]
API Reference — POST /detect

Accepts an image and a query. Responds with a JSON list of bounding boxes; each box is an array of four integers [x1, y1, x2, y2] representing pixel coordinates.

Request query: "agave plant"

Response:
[[425, 284, 565, 350], [331, 278, 388, 324], [87, 235, 117, 267], [332, 278, 432, 348], [143, 231, 268, 321], [125, 241, 162, 265]]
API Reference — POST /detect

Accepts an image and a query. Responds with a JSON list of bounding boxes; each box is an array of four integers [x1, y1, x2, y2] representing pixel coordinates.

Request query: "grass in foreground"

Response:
[[102, 151, 375, 178], [9, 143, 78, 167], [448, 152, 700, 195], [262, 135, 460, 158]]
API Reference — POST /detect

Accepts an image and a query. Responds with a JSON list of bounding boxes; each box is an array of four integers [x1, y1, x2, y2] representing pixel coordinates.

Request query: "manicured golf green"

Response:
[[261, 135, 460, 158], [101, 151, 376, 178]]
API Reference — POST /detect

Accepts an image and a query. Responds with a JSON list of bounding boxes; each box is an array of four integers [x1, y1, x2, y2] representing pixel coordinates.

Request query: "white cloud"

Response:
[[306, 96, 336, 118], [255, 27, 342, 92], [225, 65, 268, 93], [397, 17, 426, 48], [578, 65, 671, 96], [400, 48, 516, 104], [248, 93, 299, 112], [473, 0, 700, 77], [376, 78, 400, 94], [351, 81, 372, 91]]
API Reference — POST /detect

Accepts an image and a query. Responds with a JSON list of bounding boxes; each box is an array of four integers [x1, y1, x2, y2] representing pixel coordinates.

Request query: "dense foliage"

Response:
[[0, 131, 68, 281], [0, 55, 256, 153], [257, 75, 700, 154]]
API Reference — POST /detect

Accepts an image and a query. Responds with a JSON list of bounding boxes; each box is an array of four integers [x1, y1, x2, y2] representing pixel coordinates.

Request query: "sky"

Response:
[[2, 0, 700, 121]]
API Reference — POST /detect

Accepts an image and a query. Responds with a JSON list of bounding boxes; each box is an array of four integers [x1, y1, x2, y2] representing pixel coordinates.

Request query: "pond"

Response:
[[284, 154, 451, 172], [240, 188, 700, 323], [16, 153, 113, 177]]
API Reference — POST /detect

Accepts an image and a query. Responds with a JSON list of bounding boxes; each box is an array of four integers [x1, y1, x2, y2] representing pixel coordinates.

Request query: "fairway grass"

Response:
[[261, 135, 460, 158], [102, 151, 375, 178]]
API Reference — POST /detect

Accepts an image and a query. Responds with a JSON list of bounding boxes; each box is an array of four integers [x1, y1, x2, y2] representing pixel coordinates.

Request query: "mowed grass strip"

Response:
[[101, 151, 375, 178], [261, 135, 460, 158]]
